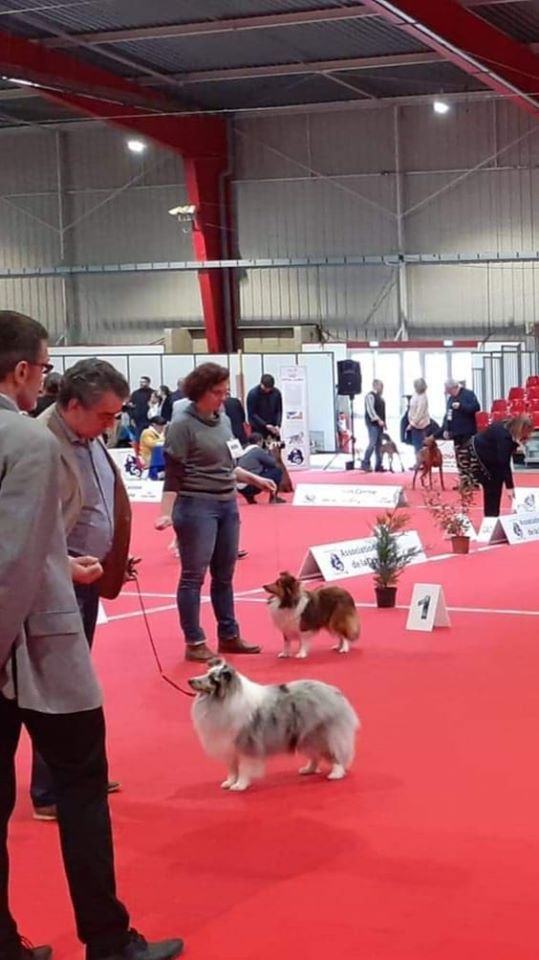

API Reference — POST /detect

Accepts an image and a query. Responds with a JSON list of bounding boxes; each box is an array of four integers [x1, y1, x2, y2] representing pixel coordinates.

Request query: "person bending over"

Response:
[[462, 414, 533, 517], [154, 363, 276, 663], [237, 433, 285, 504]]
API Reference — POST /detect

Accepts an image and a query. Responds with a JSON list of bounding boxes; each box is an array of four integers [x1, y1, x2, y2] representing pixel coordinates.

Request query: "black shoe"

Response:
[[375, 466, 387, 473], [20, 939, 52, 960], [270, 495, 286, 504], [88, 929, 184, 960], [243, 493, 256, 504]]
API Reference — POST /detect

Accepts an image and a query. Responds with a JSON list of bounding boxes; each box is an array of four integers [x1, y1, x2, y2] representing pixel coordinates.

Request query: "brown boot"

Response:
[[218, 637, 261, 655], [185, 642, 217, 662]]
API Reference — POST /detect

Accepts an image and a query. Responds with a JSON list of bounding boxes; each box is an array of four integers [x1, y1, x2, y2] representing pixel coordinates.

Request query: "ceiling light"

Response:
[[433, 100, 450, 116], [2, 75, 40, 88], [443, 339, 454, 347], [127, 138, 146, 154], [369, 340, 380, 348]]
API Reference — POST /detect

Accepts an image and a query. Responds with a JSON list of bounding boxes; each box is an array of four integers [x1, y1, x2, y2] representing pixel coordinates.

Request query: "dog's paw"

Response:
[[332, 642, 350, 654], [295, 650, 308, 659], [327, 764, 346, 781], [228, 780, 250, 792], [221, 777, 236, 789], [299, 761, 320, 775], [278, 650, 291, 659]]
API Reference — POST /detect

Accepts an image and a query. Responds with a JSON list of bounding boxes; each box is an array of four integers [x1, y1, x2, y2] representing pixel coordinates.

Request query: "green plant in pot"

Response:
[[424, 483, 475, 554], [368, 510, 422, 608]]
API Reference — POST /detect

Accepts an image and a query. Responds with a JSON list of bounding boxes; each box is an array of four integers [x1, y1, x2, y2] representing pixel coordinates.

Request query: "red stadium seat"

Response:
[[475, 411, 490, 431], [526, 376, 539, 389], [533, 412, 539, 430], [491, 399, 509, 413], [527, 387, 539, 401], [527, 397, 539, 412], [510, 399, 526, 414], [508, 386, 526, 402]]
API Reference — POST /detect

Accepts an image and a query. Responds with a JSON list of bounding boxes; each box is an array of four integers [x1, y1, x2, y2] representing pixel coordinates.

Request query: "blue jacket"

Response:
[[442, 387, 480, 439]]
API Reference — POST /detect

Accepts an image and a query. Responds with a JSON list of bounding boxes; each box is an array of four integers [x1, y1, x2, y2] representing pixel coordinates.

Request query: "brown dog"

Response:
[[412, 435, 445, 490], [264, 571, 360, 658], [266, 439, 294, 493]]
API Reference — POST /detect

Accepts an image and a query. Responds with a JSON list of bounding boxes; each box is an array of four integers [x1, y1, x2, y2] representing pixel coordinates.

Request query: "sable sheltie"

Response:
[[188, 659, 360, 791], [263, 571, 360, 659]]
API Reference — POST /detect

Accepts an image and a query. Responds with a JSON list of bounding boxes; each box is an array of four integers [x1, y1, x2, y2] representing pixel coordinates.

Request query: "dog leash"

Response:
[[131, 573, 196, 698]]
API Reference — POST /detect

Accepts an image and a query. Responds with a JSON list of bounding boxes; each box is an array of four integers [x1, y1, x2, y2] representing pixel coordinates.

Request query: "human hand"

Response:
[[259, 477, 277, 494], [155, 515, 173, 530], [267, 425, 280, 436], [70, 556, 103, 584], [443, 431, 450, 440]]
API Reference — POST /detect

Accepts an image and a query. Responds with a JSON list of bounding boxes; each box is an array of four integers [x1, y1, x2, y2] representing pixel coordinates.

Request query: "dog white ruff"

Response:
[[191, 664, 359, 792]]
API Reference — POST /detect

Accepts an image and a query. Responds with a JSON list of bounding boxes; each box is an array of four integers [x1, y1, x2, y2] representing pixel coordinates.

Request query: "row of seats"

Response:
[[476, 375, 539, 430]]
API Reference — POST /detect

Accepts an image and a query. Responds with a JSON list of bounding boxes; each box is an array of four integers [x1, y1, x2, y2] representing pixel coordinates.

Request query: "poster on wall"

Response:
[[280, 365, 310, 471]]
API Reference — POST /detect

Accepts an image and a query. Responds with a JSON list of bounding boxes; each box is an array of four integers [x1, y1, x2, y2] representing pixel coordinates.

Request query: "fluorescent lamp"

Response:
[[369, 340, 380, 348], [433, 100, 450, 115], [443, 339, 454, 347], [127, 139, 146, 154]]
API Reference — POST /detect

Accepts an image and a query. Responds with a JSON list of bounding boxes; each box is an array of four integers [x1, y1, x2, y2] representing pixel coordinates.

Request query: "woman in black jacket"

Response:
[[464, 415, 533, 516]]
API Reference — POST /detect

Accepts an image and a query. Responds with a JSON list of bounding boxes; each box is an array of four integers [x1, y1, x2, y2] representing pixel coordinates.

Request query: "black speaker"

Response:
[[337, 359, 362, 397]]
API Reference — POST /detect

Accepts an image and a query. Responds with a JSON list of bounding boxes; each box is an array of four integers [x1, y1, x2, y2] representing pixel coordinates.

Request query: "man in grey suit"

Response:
[[0, 312, 183, 960]]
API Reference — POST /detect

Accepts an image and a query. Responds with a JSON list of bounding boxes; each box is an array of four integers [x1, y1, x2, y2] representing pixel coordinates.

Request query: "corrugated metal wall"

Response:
[[0, 125, 201, 343], [2, 99, 539, 342]]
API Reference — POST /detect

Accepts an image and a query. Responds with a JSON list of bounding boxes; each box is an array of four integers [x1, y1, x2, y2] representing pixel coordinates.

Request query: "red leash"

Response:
[[131, 574, 196, 698]]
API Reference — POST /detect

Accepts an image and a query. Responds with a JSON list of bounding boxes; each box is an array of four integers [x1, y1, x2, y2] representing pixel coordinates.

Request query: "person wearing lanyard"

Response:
[[155, 362, 277, 662], [31, 359, 134, 821]]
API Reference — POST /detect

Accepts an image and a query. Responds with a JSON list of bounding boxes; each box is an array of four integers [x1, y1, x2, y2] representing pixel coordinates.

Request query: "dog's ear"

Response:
[[208, 656, 225, 668]]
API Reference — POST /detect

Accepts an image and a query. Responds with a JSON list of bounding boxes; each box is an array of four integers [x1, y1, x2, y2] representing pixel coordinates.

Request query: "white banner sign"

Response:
[[280, 365, 310, 471], [123, 478, 163, 503], [495, 511, 539, 545], [477, 516, 504, 543], [406, 584, 450, 632], [294, 483, 408, 509], [96, 602, 108, 625], [298, 530, 425, 582], [513, 488, 539, 513], [438, 440, 458, 473]]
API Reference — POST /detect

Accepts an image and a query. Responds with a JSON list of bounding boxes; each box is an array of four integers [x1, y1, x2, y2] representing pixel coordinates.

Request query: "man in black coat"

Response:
[[442, 379, 480, 482], [128, 376, 153, 439], [224, 392, 248, 445], [246, 374, 282, 439]]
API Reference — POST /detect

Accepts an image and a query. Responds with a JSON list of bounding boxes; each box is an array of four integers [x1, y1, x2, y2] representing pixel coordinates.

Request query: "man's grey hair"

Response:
[[444, 378, 459, 390], [58, 358, 130, 408]]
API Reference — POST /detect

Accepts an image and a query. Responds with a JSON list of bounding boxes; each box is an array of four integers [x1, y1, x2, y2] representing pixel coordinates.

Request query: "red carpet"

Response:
[[11, 471, 539, 960]]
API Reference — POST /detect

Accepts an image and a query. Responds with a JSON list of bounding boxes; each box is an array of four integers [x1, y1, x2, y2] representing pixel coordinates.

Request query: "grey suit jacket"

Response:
[[0, 394, 102, 713]]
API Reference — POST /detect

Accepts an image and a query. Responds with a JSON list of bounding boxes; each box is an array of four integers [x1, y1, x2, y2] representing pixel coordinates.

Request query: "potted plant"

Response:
[[424, 483, 475, 554], [367, 510, 422, 608]]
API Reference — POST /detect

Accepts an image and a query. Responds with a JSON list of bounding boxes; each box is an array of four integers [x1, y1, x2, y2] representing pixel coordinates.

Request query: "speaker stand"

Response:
[[325, 395, 359, 471]]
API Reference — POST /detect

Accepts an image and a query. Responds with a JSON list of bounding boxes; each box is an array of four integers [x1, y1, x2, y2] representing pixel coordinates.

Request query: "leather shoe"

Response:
[[19, 939, 52, 960], [218, 637, 261, 655], [185, 642, 216, 662], [87, 929, 183, 960]]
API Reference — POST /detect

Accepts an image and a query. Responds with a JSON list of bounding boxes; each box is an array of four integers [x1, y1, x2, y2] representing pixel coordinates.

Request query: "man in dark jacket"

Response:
[[361, 379, 386, 472], [442, 379, 480, 482], [246, 374, 282, 439], [224, 392, 248, 445], [128, 376, 153, 438], [237, 434, 285, 504]]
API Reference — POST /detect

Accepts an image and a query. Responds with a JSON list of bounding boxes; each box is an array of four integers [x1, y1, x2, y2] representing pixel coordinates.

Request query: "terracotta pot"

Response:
[[451, 535, 470, 555], [375, 586, 397, 608]]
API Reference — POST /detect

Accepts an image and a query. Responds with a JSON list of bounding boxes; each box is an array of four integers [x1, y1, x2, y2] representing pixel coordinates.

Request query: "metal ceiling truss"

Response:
[[359, 0, 539, 117]]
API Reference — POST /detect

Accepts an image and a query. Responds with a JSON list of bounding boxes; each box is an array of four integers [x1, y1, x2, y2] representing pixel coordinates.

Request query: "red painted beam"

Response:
[[0, 29, 230, 351], [359, 0, 539, 116]]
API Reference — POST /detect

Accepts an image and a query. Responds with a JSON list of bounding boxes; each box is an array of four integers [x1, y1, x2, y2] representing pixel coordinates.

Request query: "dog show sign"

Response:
[[280, 365, 310, 471], [298, 530, 425, 582], [123, 478, 164, 503], [487, 511, 539, 546], [406, 584, 450, 632], [477, 516, 504, 543], [513, 488, 539, 513], [293, 483, 408, 509]]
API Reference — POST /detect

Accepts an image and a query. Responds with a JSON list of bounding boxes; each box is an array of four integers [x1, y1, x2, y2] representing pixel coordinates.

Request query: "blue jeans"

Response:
[[410, 427, 427, 454], [30, 582, 100, 809], [361, 423, 383, 470], [173, 495, 240, 646], [239, 464, 282, 501]]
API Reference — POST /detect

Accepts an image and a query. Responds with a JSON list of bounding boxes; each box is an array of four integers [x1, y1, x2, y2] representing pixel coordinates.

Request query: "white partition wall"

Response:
[[162, 354, 195, 386]]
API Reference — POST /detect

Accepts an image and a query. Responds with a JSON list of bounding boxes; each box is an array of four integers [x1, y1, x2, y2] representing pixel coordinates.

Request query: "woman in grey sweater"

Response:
[[155, 363, 276, 662]]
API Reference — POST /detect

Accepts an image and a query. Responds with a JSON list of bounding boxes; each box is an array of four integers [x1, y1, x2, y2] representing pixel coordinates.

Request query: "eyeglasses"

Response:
[[29, 362, 54, 375]]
